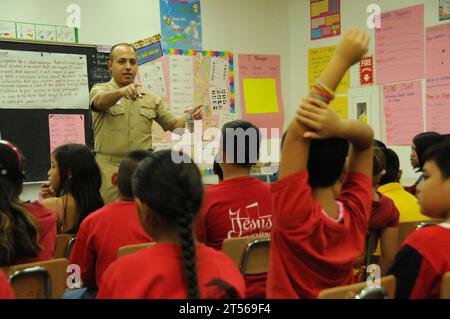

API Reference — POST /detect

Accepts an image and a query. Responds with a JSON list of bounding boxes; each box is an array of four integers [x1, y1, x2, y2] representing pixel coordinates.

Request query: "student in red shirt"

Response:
[[267, 29, 374, 299], [195, 120, 271, 299], [69, 150, 153, 295], [97, 150, 245, 299], [388, 142, 450, 298], [0, 271, 14, 299], [369, 148, 399, 273], [0, 140, 57, 267]]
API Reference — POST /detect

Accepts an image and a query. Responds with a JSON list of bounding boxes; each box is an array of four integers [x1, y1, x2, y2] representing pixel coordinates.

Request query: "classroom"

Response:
[[0, 0, 449, 302]]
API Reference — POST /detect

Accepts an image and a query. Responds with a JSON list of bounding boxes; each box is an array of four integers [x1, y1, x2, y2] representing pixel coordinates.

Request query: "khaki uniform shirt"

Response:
[[89, 79, 178, 157]]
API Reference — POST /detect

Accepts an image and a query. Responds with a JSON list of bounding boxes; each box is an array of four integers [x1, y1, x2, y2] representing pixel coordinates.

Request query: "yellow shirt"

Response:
[[378, 182, 430, 223], [89, 80, 178, 157]]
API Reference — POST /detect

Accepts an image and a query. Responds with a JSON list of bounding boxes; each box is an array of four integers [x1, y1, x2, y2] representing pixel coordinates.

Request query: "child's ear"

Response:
[[397, 170, 403, 182], [111, 172, 118, 186]]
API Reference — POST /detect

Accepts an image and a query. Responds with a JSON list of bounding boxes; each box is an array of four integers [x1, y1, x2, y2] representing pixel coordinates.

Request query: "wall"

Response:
[[287, 0, 445, 185], [0, 0, 291, 200]]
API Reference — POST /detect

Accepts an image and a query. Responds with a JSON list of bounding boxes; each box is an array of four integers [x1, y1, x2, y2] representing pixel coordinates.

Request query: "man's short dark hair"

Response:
[[379, 148, 400, 185], [118, 150, 151, 198], [307, 138, 349, 188], [220, 120, 261, 168], [109, 43, 137, 61], [422, 142, 450, 179]]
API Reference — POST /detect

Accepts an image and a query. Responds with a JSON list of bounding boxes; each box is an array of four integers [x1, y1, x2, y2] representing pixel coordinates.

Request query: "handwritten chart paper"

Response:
[[308, 46, 349, 94], [310, 0, 341, 40], [238, 54, 284, 138], [169, 55, 194, 116], [375, 5, 424, 84], [0, 50, 89, 109], [383, 81, 424, 145], [426, 24, 450, 92], [210, 57, 229, 87], [426, 92, 450, 134], [49, 114, 85, 154]]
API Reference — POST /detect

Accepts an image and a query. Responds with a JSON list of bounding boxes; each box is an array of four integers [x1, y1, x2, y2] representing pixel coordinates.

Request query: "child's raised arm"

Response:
[[279, 29, 370, 180], [297, 98, 374, 177]]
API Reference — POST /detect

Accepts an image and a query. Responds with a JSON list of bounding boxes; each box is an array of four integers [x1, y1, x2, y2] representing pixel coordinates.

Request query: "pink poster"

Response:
[[426, 92, 450, 134], [49, 114, 85, 154], [238, 54, 284, 139], [383, 81, 424, 145], [375, 5, 424, 84], [426, 24, 450, 92]]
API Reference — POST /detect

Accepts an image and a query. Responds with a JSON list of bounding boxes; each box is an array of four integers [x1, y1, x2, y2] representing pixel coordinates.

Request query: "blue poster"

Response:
[[160, 0, 202, 50]]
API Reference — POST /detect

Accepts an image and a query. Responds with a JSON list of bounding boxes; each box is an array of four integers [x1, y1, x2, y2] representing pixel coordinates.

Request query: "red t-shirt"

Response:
[[0, 271, 15, 299], [195, 176, 272, 298], [69, 201, 153, 288], [369, 193, 400, 230], [389, 225, 450, 299], [97, 243, 246, 299], [267, 170, 372, 299], [21, 201, 57, 263]]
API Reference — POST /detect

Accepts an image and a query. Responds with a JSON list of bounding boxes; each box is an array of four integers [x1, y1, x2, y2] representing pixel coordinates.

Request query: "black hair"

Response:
[[373, 147, 386, 177], [413, 132, 443, 171], [379, 148, 400, 185], [422, 142, 450, 179], [220, 120, 261, 168], [132, 150, 203, 298], [373, 139, 387, 149], [0, 141, 41, 266], [213, 157, 223, 181], [53, 144, 104, 233], [109, 43, 137, 61], [307, 138, 349, 188], [118, 150, 151, 199]]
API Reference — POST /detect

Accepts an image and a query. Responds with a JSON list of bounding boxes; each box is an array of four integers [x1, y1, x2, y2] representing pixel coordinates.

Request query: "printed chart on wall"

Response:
[[375, 5, 424, 84], [0, 49, 89, 109], [308, 45, 349, 118], [238, 54, 284, 140], [383, 80, 424, 145], [160, 0, 202, 50], [440, 0, 450, 21], [310, 0, 341, 40], [138, 49, 235, 147], [426, 23, 450, 134]]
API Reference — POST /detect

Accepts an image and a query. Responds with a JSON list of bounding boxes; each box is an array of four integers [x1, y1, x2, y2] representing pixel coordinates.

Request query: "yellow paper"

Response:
[[326, 14, 340, 26], [311, 0, 328, 17], [308, 45, 349, 95], [330, 95, 348, 119], [243, 78, 279, 114]]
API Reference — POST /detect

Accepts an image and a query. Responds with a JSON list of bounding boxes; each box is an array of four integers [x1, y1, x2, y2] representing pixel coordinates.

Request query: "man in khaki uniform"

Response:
[[90, 43, 203, 203]]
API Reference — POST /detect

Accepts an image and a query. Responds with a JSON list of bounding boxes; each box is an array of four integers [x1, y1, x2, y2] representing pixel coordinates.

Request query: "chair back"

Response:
[[117, 242, 155, 259], [221, 236, 270, 275]]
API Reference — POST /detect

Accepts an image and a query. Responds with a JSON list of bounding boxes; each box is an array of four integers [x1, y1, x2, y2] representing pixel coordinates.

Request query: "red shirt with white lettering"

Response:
[[195, 176, 273, 298], [0, 271, 15, 299], [69, 201, 153, 288], [267, 170, 372, 299], [96, 243, 245, 299]]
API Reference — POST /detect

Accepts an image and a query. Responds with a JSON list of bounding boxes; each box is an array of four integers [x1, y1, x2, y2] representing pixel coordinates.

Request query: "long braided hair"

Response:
[[0, 141, 41, 266], [132, 150, 203, 298]]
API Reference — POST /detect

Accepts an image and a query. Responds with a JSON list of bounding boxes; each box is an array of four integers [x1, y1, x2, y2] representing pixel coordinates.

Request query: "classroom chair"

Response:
[[440, 272, 450, 299], [55, 234, 75, 259], [65, 236, 77, 259], [221, 236, 270, 275], [398, 219, 442, 244], [3, 258, 69, 299], [353, 230, 381, 281], [117, 242, 155, 259], [318, 275, 396, 299]]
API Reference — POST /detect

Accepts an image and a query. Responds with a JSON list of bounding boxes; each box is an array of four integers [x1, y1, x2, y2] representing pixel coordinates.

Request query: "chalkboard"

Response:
[[0, 39, 111, 182]]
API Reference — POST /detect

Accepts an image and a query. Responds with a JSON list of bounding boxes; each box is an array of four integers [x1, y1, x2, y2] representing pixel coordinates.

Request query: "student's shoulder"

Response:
[[39, 197, 59, 213], [271, 169, 309, 193], [405, 225, 450, 251]]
